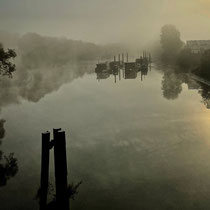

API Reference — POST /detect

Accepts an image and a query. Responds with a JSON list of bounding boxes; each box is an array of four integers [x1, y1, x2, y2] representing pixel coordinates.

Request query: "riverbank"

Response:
[[190, 73, 210, 86]]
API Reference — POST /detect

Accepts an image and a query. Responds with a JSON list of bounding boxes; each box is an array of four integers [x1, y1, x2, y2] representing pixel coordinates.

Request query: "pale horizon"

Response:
[[0, 0, 210, 44]]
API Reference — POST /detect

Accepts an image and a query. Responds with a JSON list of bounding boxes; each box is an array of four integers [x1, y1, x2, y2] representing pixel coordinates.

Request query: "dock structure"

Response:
[[149, 53, 152, 64], [95, 51, 152, 82]]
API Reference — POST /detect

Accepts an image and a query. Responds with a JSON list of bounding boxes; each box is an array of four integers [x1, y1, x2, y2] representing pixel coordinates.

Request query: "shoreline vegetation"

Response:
[[1, 28, 210, 109], [153, 25, 210, 108], [0, 43, 16, 77], [157, 24, 210, 82]]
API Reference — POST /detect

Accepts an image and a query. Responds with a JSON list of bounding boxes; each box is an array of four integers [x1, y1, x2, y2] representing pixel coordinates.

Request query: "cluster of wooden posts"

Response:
[[95, 51, 152, 82], [40, 129, 69, 210]]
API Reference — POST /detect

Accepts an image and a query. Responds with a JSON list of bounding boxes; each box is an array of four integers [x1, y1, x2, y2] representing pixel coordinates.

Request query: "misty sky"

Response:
[[0, 0, 210, 44]]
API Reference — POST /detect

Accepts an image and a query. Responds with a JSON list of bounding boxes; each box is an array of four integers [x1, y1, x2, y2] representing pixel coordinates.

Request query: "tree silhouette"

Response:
[[0, 153, 18, 187], [0, 43, 16, 77], [160, 25, 183, 64], [0, 119, 5, 139]]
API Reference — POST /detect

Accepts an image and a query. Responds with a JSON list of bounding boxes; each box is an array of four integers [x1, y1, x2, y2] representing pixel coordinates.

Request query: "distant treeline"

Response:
[[157, 25, 210, 80], [0, 31, 128, 66], [0, 31, 130, 103]]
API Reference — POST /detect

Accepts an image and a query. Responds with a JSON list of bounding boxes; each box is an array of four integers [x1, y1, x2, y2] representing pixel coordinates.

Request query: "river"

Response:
[[1, 62, 210, 210]]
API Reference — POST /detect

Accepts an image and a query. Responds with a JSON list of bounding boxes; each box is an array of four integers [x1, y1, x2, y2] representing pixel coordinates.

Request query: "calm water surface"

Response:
[[1, 62, 210, 210]]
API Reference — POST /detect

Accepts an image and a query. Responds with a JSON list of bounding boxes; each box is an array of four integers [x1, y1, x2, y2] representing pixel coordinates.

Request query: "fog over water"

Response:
[[1, 61, 210, 209], [1, 1, 210, 210]]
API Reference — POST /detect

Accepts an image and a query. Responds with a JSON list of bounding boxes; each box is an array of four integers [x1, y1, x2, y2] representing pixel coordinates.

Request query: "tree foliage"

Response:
[[0, 119, 18, 187], [160, 25, 183, 63], [0, 43, 16, 77], [0, 153, 18, 187]]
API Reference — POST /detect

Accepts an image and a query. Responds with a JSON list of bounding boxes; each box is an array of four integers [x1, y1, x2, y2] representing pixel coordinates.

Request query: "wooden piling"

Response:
[[53, 129, 69, 210], [126, 53, 128, 62], [40, 131, 50, 210], [149, 53, 152, 63]]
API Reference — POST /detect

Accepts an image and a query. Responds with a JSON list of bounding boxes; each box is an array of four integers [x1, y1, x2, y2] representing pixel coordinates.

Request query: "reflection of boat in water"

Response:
[[109, 61, 119, 70], [124, 62, 136, 70], [95, 63, 109, 73], [109, 61, 120, 76], [112, 67, 119, 76], [95, 62, 112, 80], [124, 62, 137, 79], [96, 72, 110, 80], [140, 63, 148, 71]]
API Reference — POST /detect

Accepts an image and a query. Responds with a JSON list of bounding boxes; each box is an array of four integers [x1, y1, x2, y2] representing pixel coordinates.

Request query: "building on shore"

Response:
[[186, 40, 210, 53]]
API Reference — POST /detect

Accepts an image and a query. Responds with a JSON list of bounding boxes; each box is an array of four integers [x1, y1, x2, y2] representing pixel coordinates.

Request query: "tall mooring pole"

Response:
[[40, 131, 50, 210], [53, 129, 69, 210]]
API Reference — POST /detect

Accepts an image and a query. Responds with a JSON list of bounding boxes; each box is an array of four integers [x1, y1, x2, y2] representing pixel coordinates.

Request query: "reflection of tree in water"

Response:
[[0, 36, 93, 190], [0, 119, 6, 139], [198, 83, 210, 109], [0, 119, 18, 187], [0, 34, 96, 107], [0, 57, 94, 106], [161, 71, 183, 100], [0, 153, 18, 187]]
